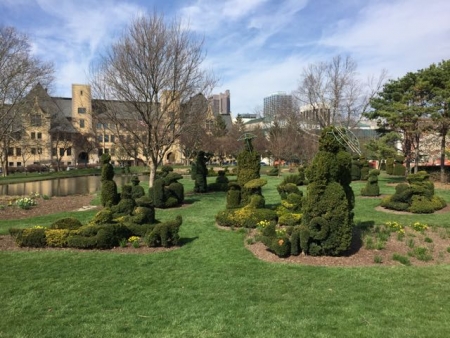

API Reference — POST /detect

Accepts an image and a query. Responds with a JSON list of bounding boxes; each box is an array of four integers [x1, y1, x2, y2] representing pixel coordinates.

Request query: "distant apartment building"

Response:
[[263, 92, 294, 121], [208, 90, 230, 115]]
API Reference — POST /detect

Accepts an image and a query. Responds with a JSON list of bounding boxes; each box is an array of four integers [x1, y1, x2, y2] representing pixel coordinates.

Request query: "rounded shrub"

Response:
[[50, 217, 83, 230]]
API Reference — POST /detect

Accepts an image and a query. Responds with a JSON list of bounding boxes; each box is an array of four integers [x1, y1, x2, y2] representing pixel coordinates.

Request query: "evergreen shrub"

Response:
[[45, 229, 70, 247], [15, 228, 46, 248], [145, 215, 182, 247], [50, 217, 83, 230], [386, 157, 394, 175], [361, 169, 380, 196]]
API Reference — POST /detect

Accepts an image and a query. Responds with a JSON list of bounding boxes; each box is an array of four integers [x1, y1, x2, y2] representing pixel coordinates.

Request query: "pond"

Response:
[[0, 175, 147, 197]]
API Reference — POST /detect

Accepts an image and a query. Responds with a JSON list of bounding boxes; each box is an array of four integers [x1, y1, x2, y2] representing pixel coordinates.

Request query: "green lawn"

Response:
[[1, 174, 450, 337]]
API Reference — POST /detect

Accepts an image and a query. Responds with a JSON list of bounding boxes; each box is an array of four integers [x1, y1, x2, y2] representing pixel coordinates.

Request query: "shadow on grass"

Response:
[[347, 220, 375, 256], [179, 236, 199, 246]]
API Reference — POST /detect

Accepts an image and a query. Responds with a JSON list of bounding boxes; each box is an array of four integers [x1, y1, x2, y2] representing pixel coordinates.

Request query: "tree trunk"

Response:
[[440, 133, 446, 183], [148, 160, 156, 188]]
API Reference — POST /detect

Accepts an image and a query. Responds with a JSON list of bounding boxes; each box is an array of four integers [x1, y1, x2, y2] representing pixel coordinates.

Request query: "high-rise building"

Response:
[[263, 92, 293, 121], [209, 90, 230, 115]]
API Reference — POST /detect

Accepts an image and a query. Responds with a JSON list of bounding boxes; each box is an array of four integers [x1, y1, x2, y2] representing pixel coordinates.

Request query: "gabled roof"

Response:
[[25, 83, 77, 134]]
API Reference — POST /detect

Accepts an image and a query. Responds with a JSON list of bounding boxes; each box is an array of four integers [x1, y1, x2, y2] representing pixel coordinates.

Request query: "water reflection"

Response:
[[0, 175, 146, 197]]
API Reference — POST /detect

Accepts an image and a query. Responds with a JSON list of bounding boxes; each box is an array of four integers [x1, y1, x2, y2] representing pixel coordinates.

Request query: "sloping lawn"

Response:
[[1, 175, 450, 337]]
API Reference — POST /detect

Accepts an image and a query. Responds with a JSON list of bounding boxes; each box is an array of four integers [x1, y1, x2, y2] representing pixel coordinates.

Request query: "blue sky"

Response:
[[2, 0, 450, 116]]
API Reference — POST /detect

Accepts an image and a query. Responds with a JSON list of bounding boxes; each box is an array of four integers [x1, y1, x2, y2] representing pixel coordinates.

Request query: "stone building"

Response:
[[4, 83, 205, 171]]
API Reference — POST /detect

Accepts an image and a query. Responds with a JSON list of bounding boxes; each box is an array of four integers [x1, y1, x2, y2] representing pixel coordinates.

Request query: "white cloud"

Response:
[[320, 0, 450, 78]]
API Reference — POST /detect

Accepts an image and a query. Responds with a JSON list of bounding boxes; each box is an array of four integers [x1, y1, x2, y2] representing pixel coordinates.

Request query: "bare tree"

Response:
[[0, 26, 53, 176], [296, 55, 387, 133], [90, 12, 217, 187]]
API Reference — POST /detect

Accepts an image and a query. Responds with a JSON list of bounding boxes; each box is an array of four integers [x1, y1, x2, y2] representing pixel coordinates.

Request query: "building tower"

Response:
[[209, 90, 230, 115], [71, 84, 93, 134], [263, 92, 293, 121]]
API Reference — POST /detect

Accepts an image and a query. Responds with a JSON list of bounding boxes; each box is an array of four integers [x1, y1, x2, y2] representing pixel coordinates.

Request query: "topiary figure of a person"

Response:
[[192, 151, 210, 193], [301, 126, 354, 256], [111, 185, 136, 217], [236, 133, 260, 206], [100, 153, 119, 207], [361, 169, 380, 196], [130, 175, 145, 199]]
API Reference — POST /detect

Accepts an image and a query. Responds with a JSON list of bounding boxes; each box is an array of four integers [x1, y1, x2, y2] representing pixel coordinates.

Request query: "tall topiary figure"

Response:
[[351, 154, 361, 181], [236, 133, 260, 206], [386, 157, 394, 175], [301, 126, 354, 256], [191, 151, 211, 193], [100, 153, 119, 207]]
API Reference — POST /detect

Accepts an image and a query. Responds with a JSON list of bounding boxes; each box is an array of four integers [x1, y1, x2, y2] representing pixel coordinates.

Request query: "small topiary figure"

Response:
[[360, 156, 370, 180], [208, 170, 229, 191], [393, 155, 406, 176], [236, 134, 260, 206], [111, 185, 136, 217], [361, 169, 381, 196], [100, 153, 119, 207], [381, 170, 446, 213], [130, 175, 145, 199], [386, 157, 394, 175]]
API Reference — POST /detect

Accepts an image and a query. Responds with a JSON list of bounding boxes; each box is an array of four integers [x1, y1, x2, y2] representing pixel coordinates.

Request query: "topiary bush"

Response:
[[208, 170, 229, 192], [66, 223, 131, 250], [351, 155, 362, 181], [361, 169, 381, 196], [300, 127, 354, 256], [50, 217, 83, 230], [145, 215, 182, 247], [45, 229, 70, 247], [360, 156, 370, 180], [130, 175, 145, 199], [393, 155, 406, 176], [226, 182, 241, 209], [216, 208, 278, 228], [385, 157, 394, 175], [191, 151, 211, 193], [14, 227, 47, 248], [381, 170, 446, 213], [100, 153, 119, 207]]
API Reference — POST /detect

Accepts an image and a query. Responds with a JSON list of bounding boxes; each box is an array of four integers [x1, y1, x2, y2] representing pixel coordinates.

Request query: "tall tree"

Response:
[[367, 72, 429, 173], [418, 60, 450, 182], [90, 12, 217, 187], [296, 55, 386, 132], [0, 26, 53, 176]]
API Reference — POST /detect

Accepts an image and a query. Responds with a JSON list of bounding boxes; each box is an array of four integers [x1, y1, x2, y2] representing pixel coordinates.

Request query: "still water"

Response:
[[0, 175, 146, 197]]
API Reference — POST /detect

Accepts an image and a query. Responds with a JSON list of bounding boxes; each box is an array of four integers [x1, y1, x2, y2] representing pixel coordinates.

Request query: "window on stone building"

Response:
[[104, 148, 109, 154], [59, 148, 65, 156], [98, 148, 103, 156], [8, 147, 13, 156], [37, 148, 42, 154], [67, 147, 72, 156], [98, 135, 103, 142], [52, 148, 57, 156], [37, 132, 42, 139], [111, 135, 115, 143], [80, 119, 85, 128], [17, 162, 21, 167], [104, 134, 109, 142], [78, 107, 86, 114], [31, 148, 36, 155], [31, 132, 36, 139], [16, 148, 21, 156], [9, 162, 13, 167], [31, 114, 42, 127]]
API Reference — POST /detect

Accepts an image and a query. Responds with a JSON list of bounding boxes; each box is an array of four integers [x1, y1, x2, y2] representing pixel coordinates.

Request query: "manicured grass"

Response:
[[1, 174, 450, 337]]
